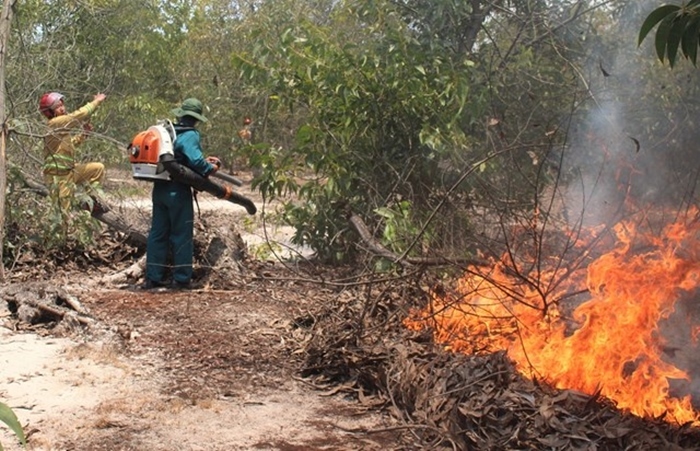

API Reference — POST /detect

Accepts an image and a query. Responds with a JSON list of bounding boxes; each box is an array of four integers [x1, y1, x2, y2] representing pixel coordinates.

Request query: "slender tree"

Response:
[[0, 0, 18, 280]]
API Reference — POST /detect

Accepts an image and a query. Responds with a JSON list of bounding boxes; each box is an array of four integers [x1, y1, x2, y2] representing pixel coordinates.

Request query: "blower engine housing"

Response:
[[127, 120, 175, 181]]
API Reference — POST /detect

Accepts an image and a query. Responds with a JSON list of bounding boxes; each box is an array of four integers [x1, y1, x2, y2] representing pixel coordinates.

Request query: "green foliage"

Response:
[[249, 240, 284, 261], [372, 199, 434, 271], [5, 177, 102, 260], [233, 0, 476, 260], [4, 0, 200, 261], [6, 0, 676, 268], [375, 200, 428, 255], [638, 1, 700, 67], [9, 0, 192, 168], [0, 401, 26, 450]]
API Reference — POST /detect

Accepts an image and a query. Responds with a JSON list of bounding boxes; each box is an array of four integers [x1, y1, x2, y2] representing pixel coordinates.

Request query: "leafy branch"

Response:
[[639, 1, 700, 67]]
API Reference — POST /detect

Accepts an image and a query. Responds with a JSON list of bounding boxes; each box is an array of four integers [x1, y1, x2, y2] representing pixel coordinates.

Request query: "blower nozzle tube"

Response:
[[160, 154, 257, 215]]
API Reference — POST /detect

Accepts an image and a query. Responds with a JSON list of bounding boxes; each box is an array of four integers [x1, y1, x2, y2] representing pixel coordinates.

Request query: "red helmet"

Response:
[[39, 92, 64, 118]]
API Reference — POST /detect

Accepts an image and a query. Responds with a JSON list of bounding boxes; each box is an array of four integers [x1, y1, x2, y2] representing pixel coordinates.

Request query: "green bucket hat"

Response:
[[171, 98, 208, 122]]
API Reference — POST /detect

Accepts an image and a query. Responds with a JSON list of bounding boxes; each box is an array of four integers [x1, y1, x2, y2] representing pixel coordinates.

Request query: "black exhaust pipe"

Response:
[[160, 154, 257, 215]]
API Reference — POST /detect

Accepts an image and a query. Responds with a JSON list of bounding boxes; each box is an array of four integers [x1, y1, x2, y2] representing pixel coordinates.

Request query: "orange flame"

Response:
[[407, 211, 700, 425]]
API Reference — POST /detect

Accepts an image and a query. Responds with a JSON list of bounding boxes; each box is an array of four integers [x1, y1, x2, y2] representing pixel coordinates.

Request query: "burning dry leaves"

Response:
[[298, 276, 700, 450]]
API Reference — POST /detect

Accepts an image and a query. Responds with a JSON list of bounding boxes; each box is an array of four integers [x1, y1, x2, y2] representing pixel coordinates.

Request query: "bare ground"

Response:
[[0, 172, 404, 451], [0, 282, 399, 451]]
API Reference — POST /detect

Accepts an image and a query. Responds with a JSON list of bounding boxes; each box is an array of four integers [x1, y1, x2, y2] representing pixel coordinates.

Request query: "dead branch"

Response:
[[58, 290, 89, 315], [22, 299, 94, 326], [348, 213, 488, 267], [101, 255, 146, 285], [349, 213, 408, 263], [1, 282, 94, 326], [12, 165, 49, 196]]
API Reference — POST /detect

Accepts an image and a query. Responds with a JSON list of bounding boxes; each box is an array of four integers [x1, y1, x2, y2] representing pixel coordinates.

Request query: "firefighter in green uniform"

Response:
[[143, 98, 220, 290]]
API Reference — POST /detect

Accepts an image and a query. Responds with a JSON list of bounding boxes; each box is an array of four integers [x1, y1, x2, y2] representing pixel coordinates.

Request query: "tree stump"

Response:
[[193, 215, 249, 285]]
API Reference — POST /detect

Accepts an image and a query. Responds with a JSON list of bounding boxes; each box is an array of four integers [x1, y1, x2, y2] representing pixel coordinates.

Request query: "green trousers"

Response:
[[146, 181, 194, 284]]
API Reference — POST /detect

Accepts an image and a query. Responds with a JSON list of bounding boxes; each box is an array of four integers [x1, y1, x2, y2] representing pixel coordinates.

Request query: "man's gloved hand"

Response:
[[206, 156, 222, 173]]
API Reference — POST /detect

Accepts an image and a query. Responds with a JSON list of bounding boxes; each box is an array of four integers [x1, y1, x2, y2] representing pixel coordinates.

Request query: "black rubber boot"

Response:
[[170, 280, 192, 290], [141, 279, 166, 290]]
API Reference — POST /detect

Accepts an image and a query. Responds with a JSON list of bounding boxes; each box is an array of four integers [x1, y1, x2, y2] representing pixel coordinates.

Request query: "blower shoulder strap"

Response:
[[172, 123, 196, 136]]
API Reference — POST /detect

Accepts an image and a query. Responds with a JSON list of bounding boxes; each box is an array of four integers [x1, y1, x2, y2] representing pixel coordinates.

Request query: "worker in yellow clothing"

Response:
[[39, 91, 109, 216]]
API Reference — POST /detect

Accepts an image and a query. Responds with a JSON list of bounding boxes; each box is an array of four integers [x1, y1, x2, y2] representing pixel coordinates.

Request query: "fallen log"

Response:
[[93, 209, 148, 245]]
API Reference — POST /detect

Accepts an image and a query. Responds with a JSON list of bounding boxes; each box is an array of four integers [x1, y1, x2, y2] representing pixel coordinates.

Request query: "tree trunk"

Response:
[[0, 0, 17, 281]]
